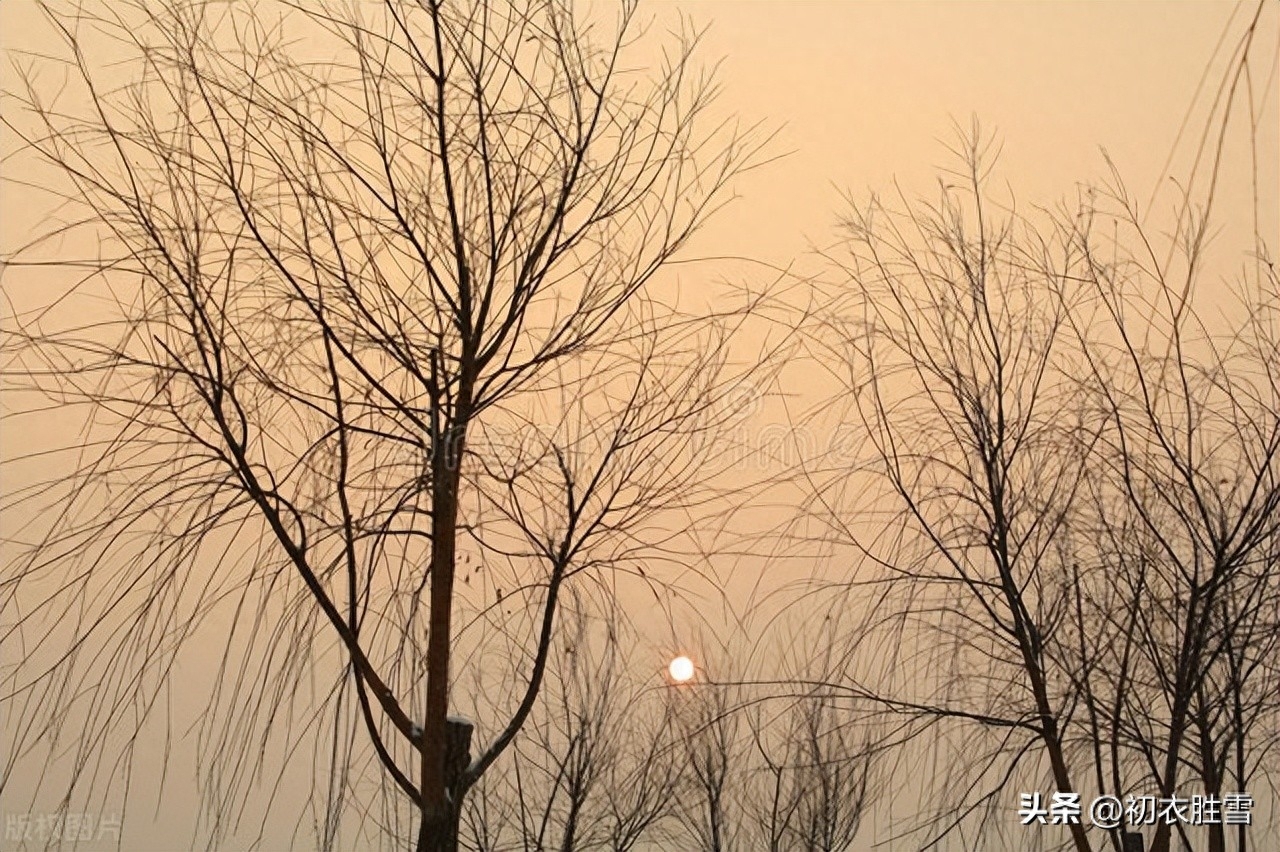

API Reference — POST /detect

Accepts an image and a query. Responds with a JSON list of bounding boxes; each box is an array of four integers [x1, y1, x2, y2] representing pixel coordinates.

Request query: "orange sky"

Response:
[[647, 1, 1277, 269], [2, 2, 1276, 849]]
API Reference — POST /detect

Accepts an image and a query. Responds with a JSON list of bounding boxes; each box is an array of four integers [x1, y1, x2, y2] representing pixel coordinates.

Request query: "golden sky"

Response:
[[649, 1, 1277, 267], [2, 2, 1275, 849]]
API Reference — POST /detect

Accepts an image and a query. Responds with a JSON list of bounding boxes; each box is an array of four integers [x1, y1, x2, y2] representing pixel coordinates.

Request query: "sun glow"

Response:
[[668, 655, 695, 683]]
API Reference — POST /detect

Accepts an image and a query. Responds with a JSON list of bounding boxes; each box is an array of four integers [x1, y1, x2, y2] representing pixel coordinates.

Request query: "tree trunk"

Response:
[[416, 802, 461, 852], [416, 717, 473, 852], [419, 353, 474, 852]]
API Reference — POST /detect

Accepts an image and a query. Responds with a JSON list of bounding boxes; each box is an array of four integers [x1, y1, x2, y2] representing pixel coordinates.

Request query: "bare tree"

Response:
[[1052, 7, 1280, 847], [807, 127, 1099, 851], [653, 614, 878, 852], [1060, 160, 1280, 852], [459, 595, 682, 852], [743, 684, 872, 851], [673, 679, 743, 852], [806, 107, 1276, 852], [0, 1, 774, 848]]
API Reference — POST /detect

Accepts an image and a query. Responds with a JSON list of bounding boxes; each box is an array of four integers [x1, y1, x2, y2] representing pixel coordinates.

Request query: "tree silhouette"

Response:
[[1, 1, 774, 848], [806, 115, 1277, 851]]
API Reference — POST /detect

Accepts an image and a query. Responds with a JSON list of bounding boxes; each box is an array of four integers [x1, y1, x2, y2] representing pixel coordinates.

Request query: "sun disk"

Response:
[[668, 655, 695, 683]]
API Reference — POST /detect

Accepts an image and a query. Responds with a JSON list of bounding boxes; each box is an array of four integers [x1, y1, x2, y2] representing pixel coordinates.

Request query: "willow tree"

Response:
[[805, 45, 1276, 850], [0, 1, 772, 848]]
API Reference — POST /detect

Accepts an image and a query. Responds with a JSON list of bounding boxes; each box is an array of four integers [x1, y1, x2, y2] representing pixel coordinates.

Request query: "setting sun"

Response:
[[4, 0, 1270, 848], [668, 655, 695, 683]]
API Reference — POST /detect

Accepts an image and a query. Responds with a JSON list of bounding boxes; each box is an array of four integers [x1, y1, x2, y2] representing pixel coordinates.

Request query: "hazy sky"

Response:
[[5, 1, 1276, 258], [630, 0, 1280, 636], [2, 2, 1276, 850], [3, 1, 1273, 269], [649, 1, 1276, 267]]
